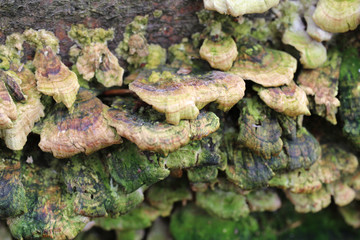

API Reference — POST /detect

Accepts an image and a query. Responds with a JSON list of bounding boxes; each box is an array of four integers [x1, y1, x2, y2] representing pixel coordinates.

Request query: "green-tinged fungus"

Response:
[[105, 97, 219, 155], [106, 141, 169, 194], [237, 97, 283, 159], [196, 189, 250, 220], [63, 153, 144, 217], [313, 0, 360, 33], [231, 44, 297, 87], [199, 36, 238, 71], [256, 81, 311, 117], [282, 15, 327, 69], [298, 51, 341, 124], [68, 24, 124, 87], [38, 89, 122, 158], [129, 68, 245, 125]]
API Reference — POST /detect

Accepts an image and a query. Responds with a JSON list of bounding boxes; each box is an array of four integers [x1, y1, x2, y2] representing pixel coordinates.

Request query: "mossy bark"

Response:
[[0, 0, 204, 65]]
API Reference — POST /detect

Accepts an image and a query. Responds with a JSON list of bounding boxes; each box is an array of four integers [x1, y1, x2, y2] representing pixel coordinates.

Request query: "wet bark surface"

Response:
[[0, 0, 204, 65]]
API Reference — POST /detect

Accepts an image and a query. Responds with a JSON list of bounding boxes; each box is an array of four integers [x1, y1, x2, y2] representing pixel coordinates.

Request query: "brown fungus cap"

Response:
[[237, 97, 283, 159], [1, 64, 45, 150], [313, 0, 360, 33], [298, 51, 341, 124], [68, 24, 124, 88], [38, 89, 122, 158], [105, 98, 219, 156], [230, 44, 297, 87], [203, 0, 280, 17], [199, 36, 238, 71], [256, 81, 311, 117], [33, 46, 80, 109], [0, 75, 17, 129], [129, 68, 245, 125], [76, 43, 124, 87]]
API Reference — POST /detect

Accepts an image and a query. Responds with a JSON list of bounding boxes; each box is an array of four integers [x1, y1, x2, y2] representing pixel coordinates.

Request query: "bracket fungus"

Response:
[[282, 127, 321, 171], [129, 68, 245, 125], [38, 89, 122, 158], [298, 51, 341, 124], [0, 73, 17, 129], [199, 36, 238, 71], [225, 147, 275, 189], [63, 153, 144, 218], [196, 189, 250, 220], [282, 15, 327, 69], [32, 46, 80, 109], [105, 97, 219, 155], [7, 163, 90, 240], [304, 6, 333, 42], [256, 81, 311, 117], [0, 65, 45, 150], [106, 141, 170, 194], [24, 29, 80, 109], [237, 97, 283, 159], [312, 0, 360, 33], [68, 25, 124, 87], [286, 188, 331, 213], [203, 0, 280, 17], [230, 44, 297, 87]]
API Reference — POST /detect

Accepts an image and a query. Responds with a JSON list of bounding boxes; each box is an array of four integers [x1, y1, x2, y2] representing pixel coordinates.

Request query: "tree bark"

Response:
[[0, 0, 204, 64]]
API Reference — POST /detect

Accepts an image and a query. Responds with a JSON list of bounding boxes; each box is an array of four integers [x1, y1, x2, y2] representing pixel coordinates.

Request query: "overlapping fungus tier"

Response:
[[256, 81, 310, 117], [0, 75, 17, 129], [129, 69, 245, 125], [68, 24, 123, 87], [237, 97, 283, 160], [76, 42, 124, 87], [225, 147, 275, 189], [7, 165, 90, 240], [282, 14, 327, 69], [1, 64, 45, 151], [282, 127, 321, 171], [230, 44, 297, 87], [63, 153, 144, 217], [33, 46, 80, 109], [106, 97, 220, 156], [313, 0, 360, 33], [203, 0, 280, 16], [38, 89, 122, 158], [298, 51, 341, 124]]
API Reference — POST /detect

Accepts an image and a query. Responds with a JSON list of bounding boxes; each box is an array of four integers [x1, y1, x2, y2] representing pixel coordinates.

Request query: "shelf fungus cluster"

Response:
[[1, 0, 360, 239]]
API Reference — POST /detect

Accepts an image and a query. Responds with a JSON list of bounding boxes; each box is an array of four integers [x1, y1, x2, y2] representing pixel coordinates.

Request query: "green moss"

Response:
[[339, 46, 360, 150], [170, 204, 260, 240], [95, 204, 161, 231], [145, 44, 167, 69], [196, 189, 249, 220], [153, 10, 163, 18], [146, 177, 192, 215], [23, 29, 59, 52], [68, 24, 114, 46], [107, 142, 169, 194]]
